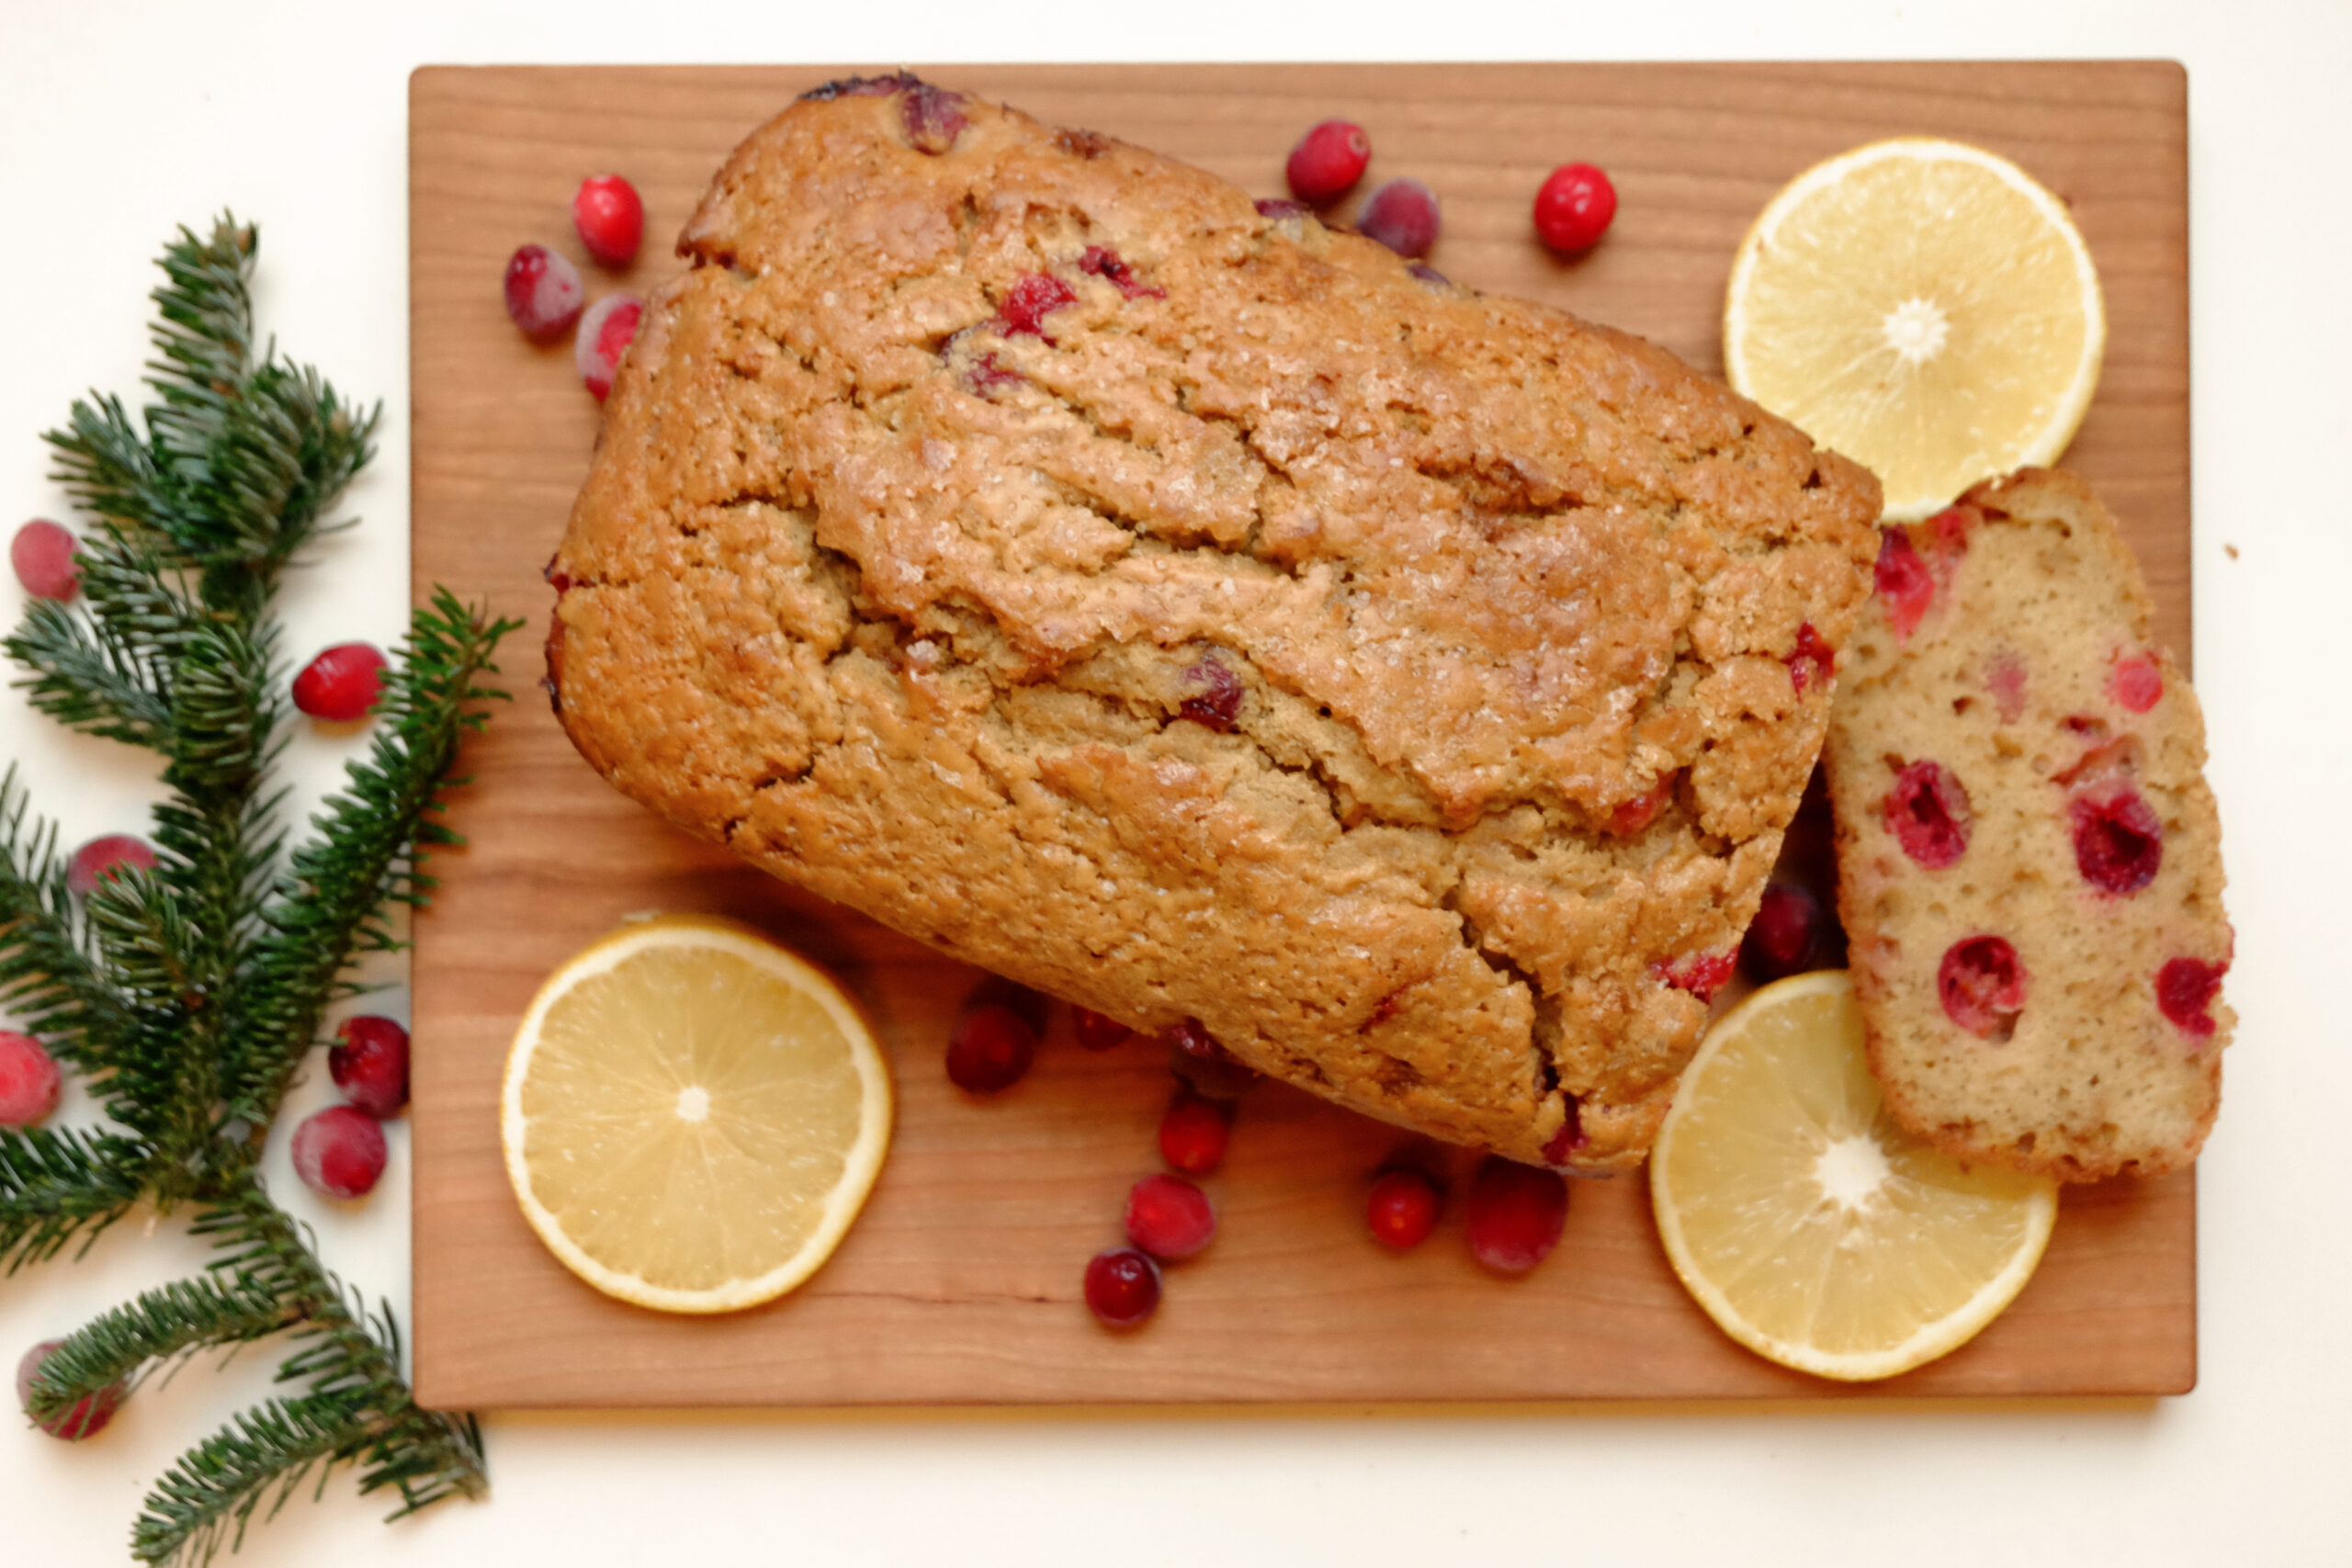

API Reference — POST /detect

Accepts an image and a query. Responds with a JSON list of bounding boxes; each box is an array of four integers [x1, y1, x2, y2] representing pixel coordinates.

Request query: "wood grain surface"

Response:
[[409, 61, 2195, 1409]]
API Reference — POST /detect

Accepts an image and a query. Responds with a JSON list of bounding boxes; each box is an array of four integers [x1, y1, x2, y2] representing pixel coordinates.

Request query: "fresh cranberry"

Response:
[[1874, 527, 1936, 640], [1654, 950, 1735, 1001], [1169, 1038, 1260, 1102], [1366, 1168, 1441, 1249], [1884, 760, 1971, 869], [1178, 655, 1244, 731], [900, 84, 968, 154], [1356, 178, 1441, 259], [291, 642, 387, 722], [290, 1105, 388, 1200], [1939, 936, 2027, 1039], [576, 294, 644, 401], [1125, 1173, 1216, 1260], [1073, 1007, 1134, 1052], [1164, 1016, 1220, 1063], [967, 976, 1049, 1036], [571, 175, 645, 267], [2071, 790, 2164, 895], [16, 1340, 125, 1439], [66, 834, 157, 897], [2111, 652, 2165, 714], [1083, 1247, 1161, 1328], [1985, 648, 2028, 723], [1285, 118, 1371, 205], [1158, 1091, 1230, 1175], [1463, 1157, 1567, 1273], [330, 1016, 411, 1119], [11, 518, 80, 601], [1540, 1098, 1589, 1165], [1741, 881, 1826, 982], [1532, 162, 1617, 253], [502, 244, 584, 343], [998, 273, 1078, 343], [0, 1031, 62, 1129], [2155, 956, 2227, 1040], [1254, 198, 1310, 220], [1077, 246, 1164, 300], [1784, 621, 1835, 696], [1609, 773, 1674, 836], [945, 1003, 1038, 1094]]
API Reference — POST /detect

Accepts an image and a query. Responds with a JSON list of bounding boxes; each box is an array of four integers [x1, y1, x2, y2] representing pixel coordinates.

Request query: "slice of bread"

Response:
[[1825, 468, 2232, 1180]]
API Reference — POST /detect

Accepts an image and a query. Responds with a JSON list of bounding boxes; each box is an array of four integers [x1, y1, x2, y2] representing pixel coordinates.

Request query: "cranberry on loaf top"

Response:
[[549, 75, 1881, 1170], [1826, 468, 2232, 1180]]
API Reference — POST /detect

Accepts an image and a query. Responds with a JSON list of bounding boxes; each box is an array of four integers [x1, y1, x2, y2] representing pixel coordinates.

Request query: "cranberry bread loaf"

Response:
[[548, 75, 1881, 1169], [1825, 468, 2232, 1180]]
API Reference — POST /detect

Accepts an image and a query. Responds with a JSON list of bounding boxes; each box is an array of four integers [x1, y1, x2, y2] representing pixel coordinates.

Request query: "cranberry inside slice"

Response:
[[1883, 760, 1972, 868], [1874, 527, 1936, 640], [2111, 652, 2165, 713], [1784, 621, 1834, 695], [1540, 1096, 1589, 1165], [2156, 956, 2227, 1039], [1939, 935, 2028, 1040], [2071, 790, 2164, 895], [1177, 655, 1243, 730]]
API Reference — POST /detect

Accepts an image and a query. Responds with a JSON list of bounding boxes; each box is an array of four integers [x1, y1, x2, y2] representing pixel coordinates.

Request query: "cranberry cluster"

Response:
[[500, 174, 648, 400]]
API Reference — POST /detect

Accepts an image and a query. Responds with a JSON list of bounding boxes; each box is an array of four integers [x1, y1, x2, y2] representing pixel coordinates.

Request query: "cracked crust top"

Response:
[[548, 77, 1882, 1169]]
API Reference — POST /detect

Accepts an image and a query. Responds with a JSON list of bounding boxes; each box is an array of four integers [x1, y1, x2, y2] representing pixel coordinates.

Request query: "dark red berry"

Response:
[[1164, 1016, 1221, 1062], [1254, 198, 1310, 220], [967, 976, 1049, 1036], [1654, 950, 1735, 1001], [571, 175, 645, 267], [1463, 1156, 1567, 1273], [1083, 1247, 1161, 1328], [1356, 178, 1441, 259], [331, 1016, 411, 1119], [1939, 935, 2027, 1039], [1532, 162, 1617, 253], [945, 1003, 1038, 1094], [291, 642, 387, 722], [576, 293, 644, 400], [0, 1031, 62, 1129], [1985, 648, 2029, 723], [1078, 246, 1164, 300], [290, 1105, 388, 1200], [1540, 1098, 1589, 1165], [998, 273, 1078, 343], [900, 84, 968, 155], [2156, 956, 2227, 1040], [1784, 621, 1834, 696], [1366, 1168, 1441, 1249], [1285, 118, 1371, 206], [1158, 1091, 1230, 1175], [1124, 1172, 1216, 1260], [11, 518, 80, 601], [2111, 652, 2164, 713], [1874, 526, 1936, 640], [17, 1340, 125, 1439], [66, 834, 157, 897], [1073, 1007, 1134, 1052], [502, 244, 584, 341], [1884, 760, 1971, 869], [2071, 790, 2164, 895], [1741, 881, 1826, 983], [1178, 655, 1244, 731]]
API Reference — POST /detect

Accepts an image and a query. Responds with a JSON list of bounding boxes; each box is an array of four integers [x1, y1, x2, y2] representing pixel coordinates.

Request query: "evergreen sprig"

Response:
[[2, 214, 511, 1562]]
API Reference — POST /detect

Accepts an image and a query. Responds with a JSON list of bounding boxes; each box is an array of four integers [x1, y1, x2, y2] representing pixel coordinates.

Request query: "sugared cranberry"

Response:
[[1784, 621, 1834, 696], [11, 518, 80, 601], [1532, 162, 1617, 254], [1125, 1173, 1216, 1260], [331, 1015, 411, 1119], [290, 1105, 388, 1200], [1464, 1156, 1567, 1273], [1078, 246, 1164, 300], [502, 244, 584, 343], [1884, 760, 1971, 868], [1985, 648, 2028, 723], [1742, 881, 1826, 983], [0, 1031, 62, 1129], [1874, 527, 1936, 640], [1366, 1168, 1441, 1249], [900, 84, 968, 155], [1073, 1007, 1134, 1052], [66, 834, 157, 897], [1540, 1097, 1588, 1164], [1655, 950, 1735, 1001], [1609, 773, 1674, 837], [1254, 198, 1310, 220], [1939, 936, 2027, 1039], [291, 642, 387, 721], [1158, 1091, 1230, 1176], [945, 1003, 1038, 1094], [571, 175, 645, 267], [2156, 956, 2227, 1040], [576, 293, 643, 400], [2112, 652, 2165, 714], [2071, 790, 2164, 895], [1178, 655, 1244, 731], [17, 1340, 125, 1439], [1356, 178, 1441, 259], [1083, 1247, 1161, 1328], [998, 273, 1078, 343], [1285, 119, 1371, 206]]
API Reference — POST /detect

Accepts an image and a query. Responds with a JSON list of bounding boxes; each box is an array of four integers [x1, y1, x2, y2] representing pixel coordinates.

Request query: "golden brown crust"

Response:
[[550, 78, 1881, 1168]]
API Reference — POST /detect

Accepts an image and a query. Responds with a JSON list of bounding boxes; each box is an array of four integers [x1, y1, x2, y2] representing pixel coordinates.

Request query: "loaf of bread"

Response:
[[1825, 468, 2232, 1180], [548, 75, 1881, 1169]]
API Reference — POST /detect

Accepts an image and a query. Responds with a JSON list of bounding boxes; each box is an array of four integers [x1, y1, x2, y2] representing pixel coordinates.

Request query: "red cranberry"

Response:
[[1874, 527, 1936, 640], [1366, 1168, 1441, 1249], [290, 1105, 388, 1200], [1356, 178, 1441, 259], [16, 1340, 125, 1439], [1985, 648, 2029, 723], [2111, 652, 2164, 714], [967, 976, 1049, 1036], [1654, 950, 1735, 1001], [0, 1031, 62, 1129], [1532, 162, 1617, 253], [10, 518, 80, 601], [1077, 246, 1164, 300], [1158, 1091, 1230, 1176], [1609, 773, 1674, 837], [900, 84, 968, 155], [1741, 881, 1825, 983], [291, 641, 387, 721], [1540, 1098, 1589, 1165], [1285, 118, 1371, 205], [1925, 503, 1979, 564], [571, 175, 645, 267], [1124, 1173, 1216, 1260], [2071, 790, 2164, 895], [1784, 621, 1834, 696], [576, 293, 644, 401], [1178, 655, 1244, 731], [1083, 1247, 1161, 1328], [503, 244, 584, 341], [2156, 956, 2227, 1040], [945, 1003, 1038, 1094], [1884, 760, 1971, 869], [1464, 1156, 1567, 1273], [998, 272, 1078, 343], [1073, 1007, 1134, 1052], [1254, 198, 1310, 220], [66, 834, 157, 897], [331, 1015, 411, 1119], [1939, 936, 2027, 1039], [1164, 1016, 1221, 1062]]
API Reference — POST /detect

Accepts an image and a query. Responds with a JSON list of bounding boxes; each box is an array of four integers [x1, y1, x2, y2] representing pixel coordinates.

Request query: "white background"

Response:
[[5, 1, 2349, 1563]]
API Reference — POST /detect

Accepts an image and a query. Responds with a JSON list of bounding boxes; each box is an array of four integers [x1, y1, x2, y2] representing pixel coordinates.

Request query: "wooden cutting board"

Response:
[[408, 62, 2194, 1408]]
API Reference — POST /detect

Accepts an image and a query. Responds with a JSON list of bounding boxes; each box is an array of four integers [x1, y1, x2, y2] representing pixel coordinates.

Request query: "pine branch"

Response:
[[131, 1392, 376, 1567], [0, 766, 130, 1073], [0, 1125, 147, 1273], [22, 1273, 296, 1426]]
